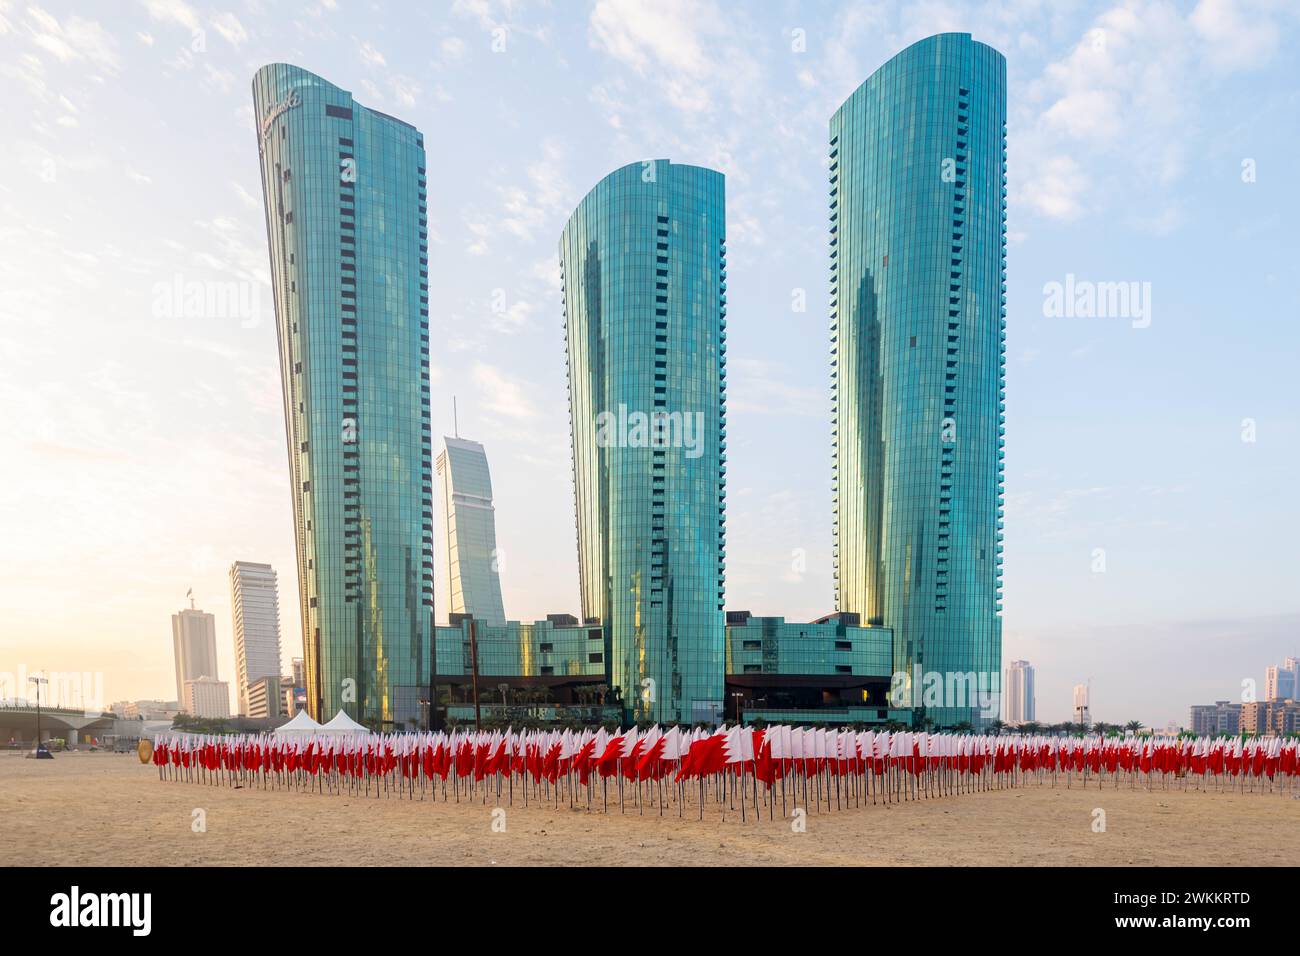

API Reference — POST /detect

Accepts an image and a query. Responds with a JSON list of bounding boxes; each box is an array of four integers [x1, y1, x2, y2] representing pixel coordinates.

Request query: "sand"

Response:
[[2, 752, 1296, 866]]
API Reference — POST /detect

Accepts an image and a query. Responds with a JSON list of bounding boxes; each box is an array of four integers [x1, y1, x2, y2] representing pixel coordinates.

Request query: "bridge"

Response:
[[0, 704, 117, 748]]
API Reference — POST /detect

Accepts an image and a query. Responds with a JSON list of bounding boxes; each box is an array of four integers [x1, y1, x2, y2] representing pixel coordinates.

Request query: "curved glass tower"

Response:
[[253, 64, 432, 727], [830, 34, 1006, 727], [560, 160, 727, 725], [436, 436, 507, 626]]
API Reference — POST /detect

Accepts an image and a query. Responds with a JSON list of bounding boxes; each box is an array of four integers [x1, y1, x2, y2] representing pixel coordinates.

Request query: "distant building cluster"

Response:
[[167, 569, 307, 721], [110, 699, 180, 721], [1189, 656, 1300, 736]]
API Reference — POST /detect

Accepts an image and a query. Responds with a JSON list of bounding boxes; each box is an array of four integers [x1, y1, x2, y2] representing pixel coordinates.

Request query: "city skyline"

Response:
[[3, 2, 1298, 728]]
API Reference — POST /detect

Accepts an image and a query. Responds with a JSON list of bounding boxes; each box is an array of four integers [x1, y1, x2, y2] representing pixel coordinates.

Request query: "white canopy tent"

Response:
[[272, 710, 323, 737], [318, 710, 369, 735]]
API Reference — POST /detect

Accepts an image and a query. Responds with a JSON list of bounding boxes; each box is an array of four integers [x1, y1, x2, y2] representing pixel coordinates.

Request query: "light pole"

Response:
[[29, 675, 52, 759], [731, 691, 744, 727]]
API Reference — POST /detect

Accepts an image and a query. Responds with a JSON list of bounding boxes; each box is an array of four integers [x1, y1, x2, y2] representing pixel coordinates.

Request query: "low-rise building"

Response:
[[246, 675, 282, 719]]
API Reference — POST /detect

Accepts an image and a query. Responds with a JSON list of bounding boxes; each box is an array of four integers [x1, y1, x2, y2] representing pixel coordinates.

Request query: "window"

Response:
[[325, 104, 353, 120]]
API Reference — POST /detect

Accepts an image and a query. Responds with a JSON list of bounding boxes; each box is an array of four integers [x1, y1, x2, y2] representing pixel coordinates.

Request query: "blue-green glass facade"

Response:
[[253, 64, 432, 728], [831, 34, 1006, 727], [433, 618, 606, 680], [724, 613, 906, 726], [560, 160, 727, 725], [724, 616, 893, 678]]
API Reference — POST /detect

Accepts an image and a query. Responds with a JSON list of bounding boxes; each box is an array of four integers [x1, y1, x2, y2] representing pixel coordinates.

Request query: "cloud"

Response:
[[587, 0, 760, 116], [1021, 155, 1088, 221], [1018, 0, 1294, 224], [495, 139, 572, 242], [464, 220, 490, 257], [490, 297, 534, 333], [473, 362, 539, 419], [26, 8, 121, 73], [389, 76, 420, 107], [209, 11, 248, 46], [727, 358, 824, 417], [589, 0, 719, 76], [358, 40, 386, 67], [139, 0, 201, 32], [1190, 0, 1279, 71]]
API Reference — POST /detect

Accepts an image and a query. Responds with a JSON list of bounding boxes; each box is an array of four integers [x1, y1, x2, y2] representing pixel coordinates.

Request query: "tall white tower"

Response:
[[1072, 682, 1091, 726], [172, 603, 218, 711], [229, 562, 283, 716], [1005, 660, 1035, 725]]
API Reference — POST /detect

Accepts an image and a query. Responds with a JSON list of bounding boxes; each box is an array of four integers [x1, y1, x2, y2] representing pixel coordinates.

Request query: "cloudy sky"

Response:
[[1, 0, 1296, 725]]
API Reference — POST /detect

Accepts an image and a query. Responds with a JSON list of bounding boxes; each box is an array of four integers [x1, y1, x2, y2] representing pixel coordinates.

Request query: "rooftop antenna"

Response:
[[186, 587, 195, 610], [453, 396, 459, 439]]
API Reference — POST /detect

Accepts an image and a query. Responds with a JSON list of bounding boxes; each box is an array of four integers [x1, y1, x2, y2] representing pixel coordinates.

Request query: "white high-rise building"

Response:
[[436, 437, 506, 626], [230, 561, 283, 715], [1072, 683, 1091, 726], [183, 677, 230, 719], [172, 604, 218, 710], [1005, 660, 1035, 725]]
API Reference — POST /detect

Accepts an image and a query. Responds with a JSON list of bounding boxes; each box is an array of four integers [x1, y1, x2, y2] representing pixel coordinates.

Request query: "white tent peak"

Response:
[[321, 710, 369, 734], [273, 710, 322, 736]]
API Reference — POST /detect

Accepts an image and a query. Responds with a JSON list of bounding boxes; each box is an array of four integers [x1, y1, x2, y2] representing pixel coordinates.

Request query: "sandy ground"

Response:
[[2, 752, 1297, 866]]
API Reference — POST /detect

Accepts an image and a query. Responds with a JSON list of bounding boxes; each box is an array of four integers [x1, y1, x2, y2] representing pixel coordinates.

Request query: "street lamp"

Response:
[[28, 675, 52, 759], [731, 691, 744, 727]]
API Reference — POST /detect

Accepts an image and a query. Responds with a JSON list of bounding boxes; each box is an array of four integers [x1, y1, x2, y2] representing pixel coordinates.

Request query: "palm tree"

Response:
[[988, 718, 1005, 736], [1125, 720, 1142, 734], [1020, 721, 1042, 735], [952, 720, 973, 733]]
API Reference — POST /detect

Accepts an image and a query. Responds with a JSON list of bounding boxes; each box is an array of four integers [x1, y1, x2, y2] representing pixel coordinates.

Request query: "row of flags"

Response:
[[150, 726, 1300, 816]]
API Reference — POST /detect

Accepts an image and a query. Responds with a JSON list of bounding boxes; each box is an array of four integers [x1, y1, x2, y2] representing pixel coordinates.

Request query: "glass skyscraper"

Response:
[[830, 34, 1006, 727], [560, 160, 727, 725], [253, 64, 432, 728], [436, 436, 507, 626]]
